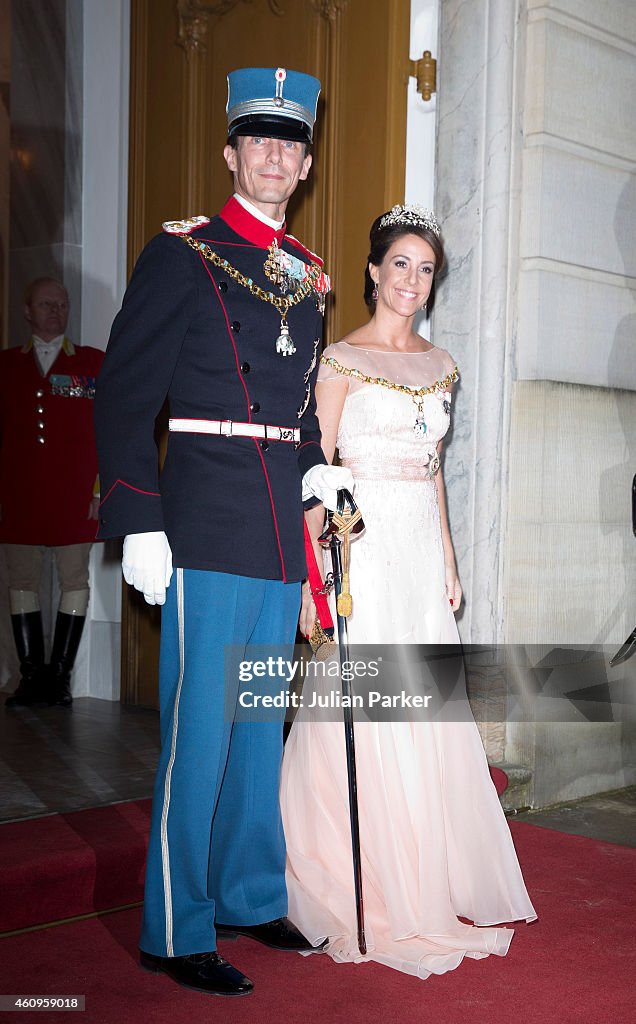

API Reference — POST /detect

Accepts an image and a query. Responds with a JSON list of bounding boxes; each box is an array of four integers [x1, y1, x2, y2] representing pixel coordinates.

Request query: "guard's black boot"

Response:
[[5, 612, 46, 708], [49, 613, 86, 708]]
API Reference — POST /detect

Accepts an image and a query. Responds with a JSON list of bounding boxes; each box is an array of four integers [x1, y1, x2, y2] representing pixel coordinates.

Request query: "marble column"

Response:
[[433, 0, 518, 645], [434, 0, 636, 805]]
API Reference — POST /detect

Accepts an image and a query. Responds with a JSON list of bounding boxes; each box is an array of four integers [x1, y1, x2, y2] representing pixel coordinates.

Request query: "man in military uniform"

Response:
[[94, 68, 351, 997], [1, 278, 103, 709]]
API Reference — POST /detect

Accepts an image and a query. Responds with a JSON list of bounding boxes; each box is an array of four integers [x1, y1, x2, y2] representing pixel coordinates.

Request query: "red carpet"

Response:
[[2, 822, 633, 1024], [490, 765, 508, 795], [2, 772, 508, 934], [0, 800, 151, 933]]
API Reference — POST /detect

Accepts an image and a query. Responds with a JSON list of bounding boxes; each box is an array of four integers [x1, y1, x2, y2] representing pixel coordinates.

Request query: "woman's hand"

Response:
[[445, 562, 462, 614], [299, 580, 317, 638]]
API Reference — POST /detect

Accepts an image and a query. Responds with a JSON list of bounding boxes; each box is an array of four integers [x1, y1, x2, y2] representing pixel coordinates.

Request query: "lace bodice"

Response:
[[317, 341, 458, 481]]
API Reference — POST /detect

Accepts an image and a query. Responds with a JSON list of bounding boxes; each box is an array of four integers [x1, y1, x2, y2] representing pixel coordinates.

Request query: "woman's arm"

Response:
[[435, 442, 462, 613], [314, 377, 348, 465]]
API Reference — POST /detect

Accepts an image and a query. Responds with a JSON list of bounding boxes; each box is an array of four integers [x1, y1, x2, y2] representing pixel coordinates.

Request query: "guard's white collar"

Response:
[[33, 334, 65, 350], [233, 193, 284, 231]]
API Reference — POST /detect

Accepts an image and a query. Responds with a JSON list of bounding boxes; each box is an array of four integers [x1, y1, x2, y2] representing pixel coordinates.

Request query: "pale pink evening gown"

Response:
[[281, 342, 536, 979]]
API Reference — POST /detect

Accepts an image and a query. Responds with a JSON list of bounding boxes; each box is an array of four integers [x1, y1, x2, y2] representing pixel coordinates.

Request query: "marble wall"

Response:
[[433, 0, 517, 645], [435, 0, 636, 645], [507, 0, 636, 649], [435, 0, 636, 805], [517, 1, 636, 390], [505, 381, 636, 645]]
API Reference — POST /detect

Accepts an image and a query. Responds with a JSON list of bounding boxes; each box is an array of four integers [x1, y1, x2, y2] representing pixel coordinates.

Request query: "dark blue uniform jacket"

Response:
[[94, 197, 327, 583]]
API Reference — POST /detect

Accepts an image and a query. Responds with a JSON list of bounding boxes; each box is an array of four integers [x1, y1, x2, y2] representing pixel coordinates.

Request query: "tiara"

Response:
[[378, 204, 441, 237]]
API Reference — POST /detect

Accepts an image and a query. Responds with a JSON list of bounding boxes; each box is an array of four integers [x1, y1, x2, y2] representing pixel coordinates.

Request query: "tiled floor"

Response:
[[1, 696, 634, 846], [0, 697, 159, 823], [514, 785, 636, 847]]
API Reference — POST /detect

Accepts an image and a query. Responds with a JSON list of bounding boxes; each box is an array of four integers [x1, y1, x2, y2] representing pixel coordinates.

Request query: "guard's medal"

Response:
[[264, 242, 299, 355], [264, 241, 293, 290]]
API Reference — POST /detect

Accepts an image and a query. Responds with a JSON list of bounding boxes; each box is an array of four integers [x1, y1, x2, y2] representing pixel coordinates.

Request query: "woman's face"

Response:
[[370, 233, 436, 317]]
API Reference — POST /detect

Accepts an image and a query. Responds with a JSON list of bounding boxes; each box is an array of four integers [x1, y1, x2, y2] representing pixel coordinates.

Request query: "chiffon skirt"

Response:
[[281, 475, 536, 978], [282, 715, 536, 978]]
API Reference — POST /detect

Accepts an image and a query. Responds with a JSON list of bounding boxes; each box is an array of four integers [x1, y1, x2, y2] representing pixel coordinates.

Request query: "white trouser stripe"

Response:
[[160, 567, 185, 957]]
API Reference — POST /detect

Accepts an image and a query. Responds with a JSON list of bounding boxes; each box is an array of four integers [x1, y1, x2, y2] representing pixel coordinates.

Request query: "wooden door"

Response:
[[122, 0, 410, 706]]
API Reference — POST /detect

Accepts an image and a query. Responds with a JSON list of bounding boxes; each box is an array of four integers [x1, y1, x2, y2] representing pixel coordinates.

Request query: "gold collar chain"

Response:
[[179, 234, 322, 357], [320, 356, 458, 398], [320, 355, 459, 438]]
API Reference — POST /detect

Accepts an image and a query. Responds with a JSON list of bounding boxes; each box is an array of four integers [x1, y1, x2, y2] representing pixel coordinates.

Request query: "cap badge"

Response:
[[274, 67, 286, 108]]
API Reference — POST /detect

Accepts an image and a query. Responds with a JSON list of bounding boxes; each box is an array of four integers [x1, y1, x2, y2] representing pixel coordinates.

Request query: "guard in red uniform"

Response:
[[0, 278, 103, 708]]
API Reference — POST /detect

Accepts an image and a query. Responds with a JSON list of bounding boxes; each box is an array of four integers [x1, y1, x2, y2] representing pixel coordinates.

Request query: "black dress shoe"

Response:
[[216, 916, 326, 952], [139, 950, 253, 996], [5, 683, 40, 708]]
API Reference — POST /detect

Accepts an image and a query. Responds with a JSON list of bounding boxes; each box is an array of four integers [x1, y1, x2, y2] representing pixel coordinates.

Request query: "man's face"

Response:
[[24, 282, 69, 342], [224, 135, 312, 217]]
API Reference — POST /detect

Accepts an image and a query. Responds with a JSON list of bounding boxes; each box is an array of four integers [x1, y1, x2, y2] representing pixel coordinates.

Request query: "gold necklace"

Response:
[[180, 235, 322, 357], [320, 355, 459, 435]]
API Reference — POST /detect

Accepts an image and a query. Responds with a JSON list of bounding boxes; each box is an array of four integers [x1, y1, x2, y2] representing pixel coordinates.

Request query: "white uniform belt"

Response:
[[169, 417, 300, 443]]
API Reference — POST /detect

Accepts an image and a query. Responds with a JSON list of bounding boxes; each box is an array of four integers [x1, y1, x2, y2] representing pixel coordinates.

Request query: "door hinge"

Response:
[[409, 51, 437, 101]]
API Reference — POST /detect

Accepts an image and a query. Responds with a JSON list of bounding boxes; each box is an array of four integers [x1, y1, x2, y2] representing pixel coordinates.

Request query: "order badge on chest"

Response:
[[178, 232, 329, 359]]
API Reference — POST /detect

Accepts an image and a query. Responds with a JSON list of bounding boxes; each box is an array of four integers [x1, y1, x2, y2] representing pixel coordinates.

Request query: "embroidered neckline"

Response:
[[321, 355, 458, 447], [320, 355, 459, 398]]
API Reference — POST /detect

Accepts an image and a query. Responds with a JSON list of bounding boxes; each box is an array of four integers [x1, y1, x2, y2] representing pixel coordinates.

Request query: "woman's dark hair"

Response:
[[364, 212, 446, 313]]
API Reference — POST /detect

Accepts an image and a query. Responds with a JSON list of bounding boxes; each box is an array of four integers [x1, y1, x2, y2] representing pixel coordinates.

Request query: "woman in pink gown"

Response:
[[280, 206, 536, 979]]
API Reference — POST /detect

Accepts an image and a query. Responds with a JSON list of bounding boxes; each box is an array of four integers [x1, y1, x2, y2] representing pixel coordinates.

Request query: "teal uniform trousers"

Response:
[[140, 569, 301, 957]]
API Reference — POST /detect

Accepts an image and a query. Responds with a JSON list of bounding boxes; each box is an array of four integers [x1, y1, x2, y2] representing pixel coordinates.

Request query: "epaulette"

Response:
[[285, 233, 323, 268], [162, 215, 211, 235]]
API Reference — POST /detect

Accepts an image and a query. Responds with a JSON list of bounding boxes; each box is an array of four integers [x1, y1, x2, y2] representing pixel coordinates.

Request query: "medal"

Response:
[[179, 236, 324, 358], [264, 241, 288, 289], [414, 399, 427, 435], [265, 241, 304, 294], [276, 320, 296, 357]]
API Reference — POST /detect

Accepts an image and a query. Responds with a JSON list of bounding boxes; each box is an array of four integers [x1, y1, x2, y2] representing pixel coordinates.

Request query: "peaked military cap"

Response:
[[226, 66, 320, 145]]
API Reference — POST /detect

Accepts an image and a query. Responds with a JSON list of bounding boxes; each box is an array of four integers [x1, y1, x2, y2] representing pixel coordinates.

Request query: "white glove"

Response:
[[122, 531, 173, 606], [302, 464, 355, 512]]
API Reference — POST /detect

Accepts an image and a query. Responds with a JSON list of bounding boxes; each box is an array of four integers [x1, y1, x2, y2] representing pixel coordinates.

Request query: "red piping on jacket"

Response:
[[99, 479, 161, 507], [253, 439, 287, 582]]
